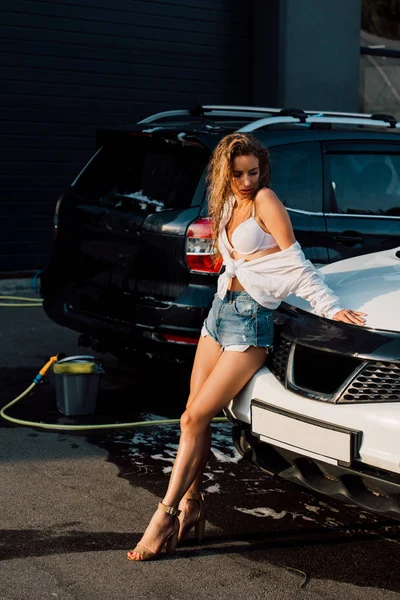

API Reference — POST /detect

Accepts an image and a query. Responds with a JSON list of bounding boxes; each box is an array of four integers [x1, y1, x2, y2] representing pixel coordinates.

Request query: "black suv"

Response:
[[40, 105, 400, 362]]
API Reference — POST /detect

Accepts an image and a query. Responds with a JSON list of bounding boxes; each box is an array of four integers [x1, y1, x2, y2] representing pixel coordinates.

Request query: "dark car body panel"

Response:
[[41, 112, 400, 360]]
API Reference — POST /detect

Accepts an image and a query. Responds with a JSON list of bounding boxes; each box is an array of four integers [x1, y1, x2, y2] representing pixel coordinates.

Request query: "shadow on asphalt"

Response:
[[1, 519, 399, 590]]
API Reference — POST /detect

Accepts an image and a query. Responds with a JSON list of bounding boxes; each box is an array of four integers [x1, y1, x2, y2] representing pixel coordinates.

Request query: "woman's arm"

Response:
[[256, 189, 366, 325], [255, 188, 295, 250]]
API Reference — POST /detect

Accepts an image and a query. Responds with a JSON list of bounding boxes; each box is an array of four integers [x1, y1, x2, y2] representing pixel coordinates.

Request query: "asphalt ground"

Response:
[[0, 281, 399, 599]]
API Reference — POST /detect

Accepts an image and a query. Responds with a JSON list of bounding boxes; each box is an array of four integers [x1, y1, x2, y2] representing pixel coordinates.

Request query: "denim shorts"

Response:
[[201, 290, 274, 352]]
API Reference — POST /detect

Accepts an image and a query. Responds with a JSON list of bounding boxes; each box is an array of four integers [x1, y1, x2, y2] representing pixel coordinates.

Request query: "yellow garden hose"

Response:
[[0, 295, 43, 307], [0, 353, 228, 431]]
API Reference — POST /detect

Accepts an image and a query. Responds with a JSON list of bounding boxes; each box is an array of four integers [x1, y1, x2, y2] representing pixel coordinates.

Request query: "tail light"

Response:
[[186, 217, 223, 274], [162, 334, 199, 345], [53, 195, 63, 240]]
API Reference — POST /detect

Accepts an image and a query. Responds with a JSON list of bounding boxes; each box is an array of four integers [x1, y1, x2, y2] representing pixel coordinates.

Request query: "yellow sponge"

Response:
[[53, 362, 97, 374]]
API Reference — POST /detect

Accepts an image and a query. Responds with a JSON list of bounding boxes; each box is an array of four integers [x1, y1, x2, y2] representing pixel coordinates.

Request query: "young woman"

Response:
[[127, 133, 366, 561]]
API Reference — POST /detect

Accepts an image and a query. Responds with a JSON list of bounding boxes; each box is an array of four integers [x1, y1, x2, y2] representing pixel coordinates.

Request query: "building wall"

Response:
[[0, 0, 362, 272], [253, 0, 362, 112], [0, 0, 253, 271], [282, 0, 362, 112]]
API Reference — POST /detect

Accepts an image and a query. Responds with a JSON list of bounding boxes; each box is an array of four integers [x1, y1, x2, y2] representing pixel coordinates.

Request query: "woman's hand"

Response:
[[333, 309, 367, 326]]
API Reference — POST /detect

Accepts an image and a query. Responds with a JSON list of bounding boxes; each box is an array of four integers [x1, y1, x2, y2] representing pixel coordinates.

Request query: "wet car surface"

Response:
[[1, 293, 400, 598]]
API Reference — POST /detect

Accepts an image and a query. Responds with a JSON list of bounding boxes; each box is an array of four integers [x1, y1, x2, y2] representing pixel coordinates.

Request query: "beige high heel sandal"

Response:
[[178, 491, 206, 544], [126, 502, 181, 561]]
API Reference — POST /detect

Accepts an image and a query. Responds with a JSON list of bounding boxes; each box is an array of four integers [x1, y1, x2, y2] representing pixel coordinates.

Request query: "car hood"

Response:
[[285, 246, 400, 333]]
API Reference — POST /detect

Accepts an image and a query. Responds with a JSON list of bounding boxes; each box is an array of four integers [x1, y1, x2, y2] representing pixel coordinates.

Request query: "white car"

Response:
[[225, 246, 400, 520]]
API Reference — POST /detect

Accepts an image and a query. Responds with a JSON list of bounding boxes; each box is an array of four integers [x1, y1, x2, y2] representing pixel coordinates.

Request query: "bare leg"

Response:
[[127, 334, 221, 559], [128, 341, 267, 559], [181, 333, 222, 492], [162, 346, 266, 505], [176, 423, 210, 543], [175, 335, 221, 540], [178, 337, 222, 543], [182, 425, 211, 493]]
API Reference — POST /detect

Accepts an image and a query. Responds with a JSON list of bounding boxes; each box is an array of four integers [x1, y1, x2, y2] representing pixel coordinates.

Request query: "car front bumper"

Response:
[[227, 302, 400, 476], [227, 363, 400, 475]]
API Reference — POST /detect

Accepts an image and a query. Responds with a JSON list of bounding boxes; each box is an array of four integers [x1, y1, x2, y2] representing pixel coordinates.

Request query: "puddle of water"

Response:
[[234, 506, 288, 519], [233, 506, 318, 523]]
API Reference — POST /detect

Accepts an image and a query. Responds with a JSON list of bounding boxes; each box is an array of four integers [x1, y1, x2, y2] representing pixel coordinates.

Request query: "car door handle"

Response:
[[333, 233, 364, 246]]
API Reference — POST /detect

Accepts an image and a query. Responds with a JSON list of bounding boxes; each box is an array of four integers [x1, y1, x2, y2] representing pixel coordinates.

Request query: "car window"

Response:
[[268, 142, 322, 212], [74, 137, 208, 211], [326, 153, 400, 216]]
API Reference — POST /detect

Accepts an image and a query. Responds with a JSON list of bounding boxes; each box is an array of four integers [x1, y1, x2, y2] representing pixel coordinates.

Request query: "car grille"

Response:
[[338, 361, 400, 403], [268, 335, 292, 384], [269, 334, 400, 404]]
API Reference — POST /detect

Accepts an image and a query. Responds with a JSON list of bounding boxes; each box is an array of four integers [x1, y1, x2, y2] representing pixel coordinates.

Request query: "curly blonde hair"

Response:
[[206, 133, 271, 258]]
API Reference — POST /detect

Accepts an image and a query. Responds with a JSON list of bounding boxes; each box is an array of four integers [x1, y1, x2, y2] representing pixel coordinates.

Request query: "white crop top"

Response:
[[226, 204, 277, 254], [217, 197, 343, 320]]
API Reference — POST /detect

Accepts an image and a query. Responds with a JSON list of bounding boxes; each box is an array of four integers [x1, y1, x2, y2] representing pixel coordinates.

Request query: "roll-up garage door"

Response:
[[0, 0, 253, 271]]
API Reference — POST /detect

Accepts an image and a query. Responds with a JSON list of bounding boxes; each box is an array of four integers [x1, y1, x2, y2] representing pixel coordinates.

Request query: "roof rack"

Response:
[[239, 113, 399, 133], [201, 105, 388, 119], [137, 104, 399, 131], [137, 107, 281, 123]]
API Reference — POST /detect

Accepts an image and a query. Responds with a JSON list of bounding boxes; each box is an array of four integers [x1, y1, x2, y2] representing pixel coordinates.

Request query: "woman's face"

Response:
[[230, 153, 260, 201]]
